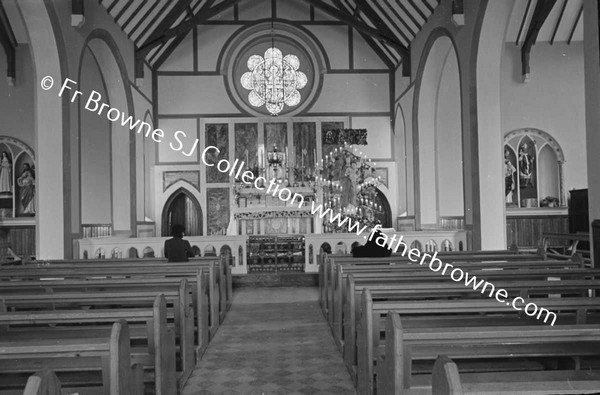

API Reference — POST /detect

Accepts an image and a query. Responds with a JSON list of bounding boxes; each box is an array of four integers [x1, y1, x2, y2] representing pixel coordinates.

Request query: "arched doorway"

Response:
[[373, 189, 392, 228], [162, 189, 202, 236]]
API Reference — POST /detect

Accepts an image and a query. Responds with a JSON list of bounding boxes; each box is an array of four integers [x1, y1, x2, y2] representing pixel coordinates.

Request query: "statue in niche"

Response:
[[17, 163, 35, 215], [518, 143, 535, 188], [0, 152, 12, 194]]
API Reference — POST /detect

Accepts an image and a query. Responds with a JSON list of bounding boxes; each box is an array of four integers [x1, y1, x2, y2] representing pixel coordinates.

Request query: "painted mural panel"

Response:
[[264, 122, 287, 151], [207, 188, 230, 235], [205, 123, 229, 183], [293, 122, 316, 184], [235, 123, 258, 170], [321, 121, 344, 159]]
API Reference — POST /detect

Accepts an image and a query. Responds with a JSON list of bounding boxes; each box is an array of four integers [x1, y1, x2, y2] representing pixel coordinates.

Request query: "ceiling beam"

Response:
[[302, 0, 409, 59], [521, 0, 557, 81], [144, 0, 196, 44], [361, 0, 410, 44], [71, 0, 85, 28], [337, 0, 396, 69], [567, 5, 583, 45], [0, 2, 17, 85], [549, 0, 567, 45], [137, 0, 242, 58]]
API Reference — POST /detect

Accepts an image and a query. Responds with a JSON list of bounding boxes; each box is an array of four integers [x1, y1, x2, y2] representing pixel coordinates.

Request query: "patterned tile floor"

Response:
[[182, 287, 356, 395]]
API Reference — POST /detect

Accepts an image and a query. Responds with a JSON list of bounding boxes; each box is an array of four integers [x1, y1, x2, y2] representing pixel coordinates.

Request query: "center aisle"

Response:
[[182, 287, 356, 394]]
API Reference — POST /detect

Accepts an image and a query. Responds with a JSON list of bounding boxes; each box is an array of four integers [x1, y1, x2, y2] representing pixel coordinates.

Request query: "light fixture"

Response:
[[267, 145, 285, 172], [240, 20, 307, 115]]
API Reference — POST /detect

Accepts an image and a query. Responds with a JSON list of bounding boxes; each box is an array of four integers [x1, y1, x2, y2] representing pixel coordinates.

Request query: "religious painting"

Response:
[[517, 136, 537, 206], [321, 121, 344, 159], [207, 188, 230, 235], [205, 124, 229, 183], [235, 123, 258, 173], [293, 122, 316, 184], [504, 145, 518, 207]]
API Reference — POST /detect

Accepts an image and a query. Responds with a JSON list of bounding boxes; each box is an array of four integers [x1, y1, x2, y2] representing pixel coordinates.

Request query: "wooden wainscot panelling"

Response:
[[0, 225, 35, 256], [506, 213, 569, 249]]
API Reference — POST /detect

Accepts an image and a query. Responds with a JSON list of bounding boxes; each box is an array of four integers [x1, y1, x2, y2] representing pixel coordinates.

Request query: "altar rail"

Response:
[[74, 231, 468, 274], [304, 230, 469, 271], [73, 235, 248, 274]]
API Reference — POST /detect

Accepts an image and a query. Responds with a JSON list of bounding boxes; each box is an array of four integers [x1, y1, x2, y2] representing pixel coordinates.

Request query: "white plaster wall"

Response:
[[435, 45, 463, 217], [501, 42, 587, 192]]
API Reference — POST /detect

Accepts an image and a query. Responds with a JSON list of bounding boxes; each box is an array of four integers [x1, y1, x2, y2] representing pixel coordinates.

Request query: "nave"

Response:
[[182, 287, 355, 394]]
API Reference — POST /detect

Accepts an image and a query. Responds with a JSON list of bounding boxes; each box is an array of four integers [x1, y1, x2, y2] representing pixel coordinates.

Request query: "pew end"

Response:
[[432, 355, 463, 395], [22, 370, 62, 395]]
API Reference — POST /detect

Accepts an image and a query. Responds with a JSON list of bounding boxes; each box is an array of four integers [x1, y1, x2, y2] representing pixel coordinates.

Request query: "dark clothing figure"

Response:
[[164, 237, 194, 262], [352, 229, 391, 258], [164, 224, 194, 262]]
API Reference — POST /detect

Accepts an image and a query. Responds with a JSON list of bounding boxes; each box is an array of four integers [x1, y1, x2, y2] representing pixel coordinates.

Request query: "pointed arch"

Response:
[[161, 187, 203, 237]]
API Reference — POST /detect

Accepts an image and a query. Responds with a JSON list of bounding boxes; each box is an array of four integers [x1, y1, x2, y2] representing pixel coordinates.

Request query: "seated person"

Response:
[[164, 224, 194, 262], [352, 227, 392, 258]]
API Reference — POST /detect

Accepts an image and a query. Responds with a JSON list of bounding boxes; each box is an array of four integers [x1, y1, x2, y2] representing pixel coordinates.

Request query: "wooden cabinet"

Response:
[[569, 189, 589, 234], [247, 235, 305, 272]]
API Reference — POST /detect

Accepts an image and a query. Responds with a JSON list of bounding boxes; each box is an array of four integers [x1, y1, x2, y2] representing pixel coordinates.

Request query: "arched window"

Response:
[[504, 129, 565, 208]]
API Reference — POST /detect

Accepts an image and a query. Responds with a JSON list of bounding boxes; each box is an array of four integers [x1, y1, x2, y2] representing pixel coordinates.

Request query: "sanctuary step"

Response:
[[233, 272, 318, 288]]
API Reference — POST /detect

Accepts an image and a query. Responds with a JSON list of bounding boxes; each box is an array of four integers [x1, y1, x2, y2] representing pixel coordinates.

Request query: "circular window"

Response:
[[221, 22, 325, 117]]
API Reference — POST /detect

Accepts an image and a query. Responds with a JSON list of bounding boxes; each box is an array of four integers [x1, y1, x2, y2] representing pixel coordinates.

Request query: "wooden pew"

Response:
[[540, 232, 591, 264], [321, 251, 563, 324], [0, 320, 144, 395], [13, 257, 227, 326], [0, 263, 216, 346], [358, 293, 600, 394], [0, 275, 210, 352], [378, 318, 600, 394], [431, 354, 600, 395], [39, 256, 233, 313], [0, 295, 176, 395], [342, 276, 600, 376], [330, 259, 586, 348], [0, 280, 195, 386]]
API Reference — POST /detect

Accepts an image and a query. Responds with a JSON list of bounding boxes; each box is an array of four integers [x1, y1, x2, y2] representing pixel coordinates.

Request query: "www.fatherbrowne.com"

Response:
[[199, 146, 557, 326]]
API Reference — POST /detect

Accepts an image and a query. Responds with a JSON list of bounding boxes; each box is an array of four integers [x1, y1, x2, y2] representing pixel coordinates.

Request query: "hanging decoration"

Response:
[[241, 48, 308, 115], [316, 143, 382, 233]]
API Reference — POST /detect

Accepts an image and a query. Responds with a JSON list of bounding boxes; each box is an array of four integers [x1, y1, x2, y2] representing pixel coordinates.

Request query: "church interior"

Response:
[[2, 0, 600, 393]]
